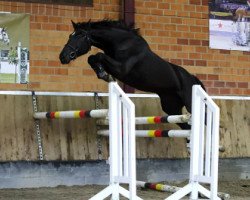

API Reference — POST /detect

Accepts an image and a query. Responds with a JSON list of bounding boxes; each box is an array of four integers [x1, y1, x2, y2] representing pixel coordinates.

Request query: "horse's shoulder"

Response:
[[116, 36, 147, 51], [117, 38, 135, 51]]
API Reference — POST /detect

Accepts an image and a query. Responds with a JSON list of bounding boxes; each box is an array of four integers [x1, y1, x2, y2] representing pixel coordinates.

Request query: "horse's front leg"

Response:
[[95, 52, 135, 79], [88, 55, 114, 82]]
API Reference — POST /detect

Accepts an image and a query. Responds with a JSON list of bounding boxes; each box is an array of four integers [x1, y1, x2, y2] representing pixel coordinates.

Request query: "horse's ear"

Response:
[[134, 28, 140, 34], [71, 20, 77, 30], [87, 19, 91, 29]]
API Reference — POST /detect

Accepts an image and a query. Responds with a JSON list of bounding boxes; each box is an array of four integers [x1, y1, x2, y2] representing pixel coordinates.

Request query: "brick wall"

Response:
[[0, 0, 249, 95], [135, 0, 249, 96], [0, 0, 120, 92]]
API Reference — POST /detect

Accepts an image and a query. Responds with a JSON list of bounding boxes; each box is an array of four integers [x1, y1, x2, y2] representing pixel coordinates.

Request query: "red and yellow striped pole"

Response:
[[33, 109, 108, 119], [96, 114, 191, 125], [97, 129, 191, 138]]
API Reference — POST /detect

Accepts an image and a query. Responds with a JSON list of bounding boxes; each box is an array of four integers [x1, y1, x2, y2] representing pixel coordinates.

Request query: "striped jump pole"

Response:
[[137, 181, 179, 193], [96, 114, 191, 125], [97, 129, 191, 138], [136, 181, 230, 200], [33, 109, 108, 119]]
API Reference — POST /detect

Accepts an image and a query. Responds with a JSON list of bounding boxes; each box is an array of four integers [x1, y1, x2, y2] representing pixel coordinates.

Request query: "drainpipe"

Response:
[[123, 0, 135, 27], [122, 0, 135, 93]]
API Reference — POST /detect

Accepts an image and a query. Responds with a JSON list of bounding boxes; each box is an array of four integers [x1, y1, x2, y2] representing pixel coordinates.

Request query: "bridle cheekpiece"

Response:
[[66, 29, 92, 60]]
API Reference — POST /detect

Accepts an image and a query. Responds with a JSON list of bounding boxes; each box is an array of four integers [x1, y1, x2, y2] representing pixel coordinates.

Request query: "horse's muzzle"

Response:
[[59, 52, 70, 64]]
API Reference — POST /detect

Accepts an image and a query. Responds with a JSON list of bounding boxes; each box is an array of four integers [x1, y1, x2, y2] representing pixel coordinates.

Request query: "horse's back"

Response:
[[122, 50, 183, 93]]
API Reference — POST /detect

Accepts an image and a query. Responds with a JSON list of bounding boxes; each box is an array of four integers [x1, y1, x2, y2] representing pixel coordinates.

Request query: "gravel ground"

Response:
[[0, 180, 249, 200]]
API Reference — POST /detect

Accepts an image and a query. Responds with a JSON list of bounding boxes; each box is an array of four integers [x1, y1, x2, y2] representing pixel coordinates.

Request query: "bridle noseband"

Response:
[[66, 30, 92, 60]]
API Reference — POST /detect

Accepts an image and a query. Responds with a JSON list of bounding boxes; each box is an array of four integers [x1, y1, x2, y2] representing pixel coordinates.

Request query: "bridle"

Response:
[[66, 29, 92, 60]]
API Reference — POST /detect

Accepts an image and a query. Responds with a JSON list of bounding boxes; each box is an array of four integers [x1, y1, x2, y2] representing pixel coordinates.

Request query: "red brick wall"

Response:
[[0, 0, 249, 95], [0, 0, 120, 92], [135, 0, 249, 96]]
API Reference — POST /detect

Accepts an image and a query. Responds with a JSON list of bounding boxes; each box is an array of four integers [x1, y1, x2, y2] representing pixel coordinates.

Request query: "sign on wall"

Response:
[[0, 13, 30, 84], [209, 0, 250, 51]]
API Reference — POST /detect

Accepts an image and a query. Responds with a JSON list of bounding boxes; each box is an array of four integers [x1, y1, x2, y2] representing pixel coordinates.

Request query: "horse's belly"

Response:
[[122, 70, 180, 93]]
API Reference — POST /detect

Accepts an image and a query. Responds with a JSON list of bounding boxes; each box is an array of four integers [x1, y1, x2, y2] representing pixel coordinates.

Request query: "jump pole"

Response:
[[97, 129, 191, 138], [33, 83, 221, 200], [33, 109, 108, 119], [137, 181, 230, 200], [96, 114, 191, 125]]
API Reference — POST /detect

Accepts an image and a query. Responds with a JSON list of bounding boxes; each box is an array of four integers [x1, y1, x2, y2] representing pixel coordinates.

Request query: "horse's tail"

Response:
[[193, 75, 206, 91]]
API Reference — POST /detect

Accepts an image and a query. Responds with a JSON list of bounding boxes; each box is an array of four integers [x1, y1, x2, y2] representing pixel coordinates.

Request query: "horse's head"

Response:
[[59, 21, 91, 64], [0, 28, 10, 45]]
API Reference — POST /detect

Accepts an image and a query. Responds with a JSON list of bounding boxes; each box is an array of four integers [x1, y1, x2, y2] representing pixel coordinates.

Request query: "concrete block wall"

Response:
[[0, 158, 249, 188]]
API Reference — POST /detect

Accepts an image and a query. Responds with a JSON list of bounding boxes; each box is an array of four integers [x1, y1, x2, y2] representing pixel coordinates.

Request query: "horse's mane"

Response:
[[78, 19, 140, 35]]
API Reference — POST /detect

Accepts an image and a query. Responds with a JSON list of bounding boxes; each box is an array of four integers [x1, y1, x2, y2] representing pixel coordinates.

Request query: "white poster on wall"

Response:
[[0, 13, 30, 84], [209, 0, 250, 51]]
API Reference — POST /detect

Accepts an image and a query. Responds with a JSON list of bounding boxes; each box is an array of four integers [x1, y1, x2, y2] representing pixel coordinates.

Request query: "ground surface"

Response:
[[0, 180, 249, 200]]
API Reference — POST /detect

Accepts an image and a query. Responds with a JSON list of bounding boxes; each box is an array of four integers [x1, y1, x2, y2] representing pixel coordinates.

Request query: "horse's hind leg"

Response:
[[158, 93, 191, 130], [180, 88, 192, 114]]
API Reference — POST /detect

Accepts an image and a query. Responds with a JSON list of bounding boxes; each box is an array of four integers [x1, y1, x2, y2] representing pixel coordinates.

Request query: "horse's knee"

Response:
[[88, 55, 97, 65], [88, 58, 111, 82], [95, 52, 105, 60], [88, 55, 104, 73]]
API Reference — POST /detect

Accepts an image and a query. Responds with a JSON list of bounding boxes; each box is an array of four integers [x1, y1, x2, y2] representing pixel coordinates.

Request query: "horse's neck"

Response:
[[90, 29, 131, 53]]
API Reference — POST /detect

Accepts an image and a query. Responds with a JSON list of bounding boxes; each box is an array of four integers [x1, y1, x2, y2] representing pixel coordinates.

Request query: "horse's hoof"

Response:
[[97, 72, 111, 83], [97, 71, 107, 79], [108, 76, 116, 82]]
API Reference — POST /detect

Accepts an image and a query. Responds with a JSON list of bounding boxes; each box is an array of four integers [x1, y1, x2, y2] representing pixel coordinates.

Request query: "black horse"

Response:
[[59, 20, 205, 130]]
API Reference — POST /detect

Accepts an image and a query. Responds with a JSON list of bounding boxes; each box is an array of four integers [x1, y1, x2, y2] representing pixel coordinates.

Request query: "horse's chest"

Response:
[[122, 67, 152, 88], [114, 51, 130, 61]]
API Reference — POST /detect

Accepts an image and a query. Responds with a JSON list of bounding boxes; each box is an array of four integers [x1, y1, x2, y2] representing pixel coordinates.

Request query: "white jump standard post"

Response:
[[166, 85, 220, 200], [89, 82, 142, 200]]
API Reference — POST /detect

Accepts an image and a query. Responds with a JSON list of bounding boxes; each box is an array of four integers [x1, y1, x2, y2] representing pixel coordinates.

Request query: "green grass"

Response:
[[0, 73, 16, 83]]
